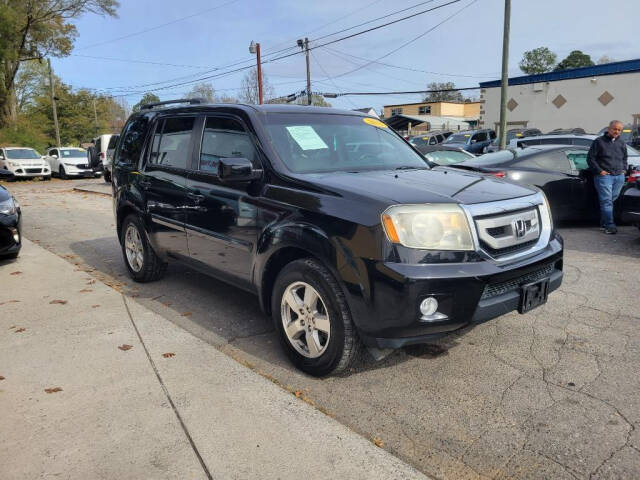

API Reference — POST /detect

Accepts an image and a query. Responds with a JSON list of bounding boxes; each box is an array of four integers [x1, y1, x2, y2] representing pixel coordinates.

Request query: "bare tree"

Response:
[[187, 82, 215, 102], [239, 68, 275, 104]]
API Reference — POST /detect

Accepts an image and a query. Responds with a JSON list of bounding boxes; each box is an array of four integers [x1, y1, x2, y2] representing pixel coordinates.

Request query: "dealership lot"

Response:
[[3, 178, 640, 479]]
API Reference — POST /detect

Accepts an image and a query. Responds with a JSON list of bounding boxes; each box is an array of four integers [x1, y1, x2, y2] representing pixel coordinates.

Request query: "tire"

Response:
[[41, 176, 50, 181], [1, 252, 19, 260], [271, 258, 362, 376], [104, 171, 111, 183], [120, 214, 167, 282], [59, 166, 67, 180]]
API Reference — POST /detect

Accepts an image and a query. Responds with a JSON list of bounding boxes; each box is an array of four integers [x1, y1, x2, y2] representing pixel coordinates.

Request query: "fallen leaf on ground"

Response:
[[162, 353, 175, 358], [49, 299, 68, 305], [0, 300, 20, 306], [79, 289, 93, 293], [373, 437, 384, 448], [44, 387, 63, 394], [9, 271, 22, 275], [118, 344, 133, 351], [181, 312, 192, 317], [129, 293, 139, 298], [87, 280, 96, 285], [15, 328, 26, 333], [0, 376, 5, 380], [91, 304, 100, 308], [294, 390, 303, 398]]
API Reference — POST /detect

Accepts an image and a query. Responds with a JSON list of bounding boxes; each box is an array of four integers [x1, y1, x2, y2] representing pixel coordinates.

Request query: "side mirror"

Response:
[[0, 155, 4, 160], [218, 157, 262, 182], [471, 139, 477, 144], [52, 155, 58, 159], [0, 168, 15, 179]]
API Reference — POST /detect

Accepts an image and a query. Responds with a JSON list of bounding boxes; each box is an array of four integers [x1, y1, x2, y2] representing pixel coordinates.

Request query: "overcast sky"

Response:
[[53, 0, 639, 113]]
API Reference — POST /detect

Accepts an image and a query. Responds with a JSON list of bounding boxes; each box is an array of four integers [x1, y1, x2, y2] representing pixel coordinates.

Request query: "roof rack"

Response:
[[140, 97, 207, 110]]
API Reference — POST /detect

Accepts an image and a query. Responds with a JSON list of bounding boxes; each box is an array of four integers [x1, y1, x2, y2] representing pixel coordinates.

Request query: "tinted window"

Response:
[[519, 139, 541, 147], [95, 138, 102, 151], [50, 149, 58, 157], [436, 134, 444, 143], [108, 135, 119, 149], [517, 151, 571, 172], [199, 117, 256, 173], [116, 114, 151, 165], [489, 130, 497, 140], [149, 116, 195, 169], [573, 138, 592, 147], [540, 137, 570, 145], [473, 132, 488, 142]]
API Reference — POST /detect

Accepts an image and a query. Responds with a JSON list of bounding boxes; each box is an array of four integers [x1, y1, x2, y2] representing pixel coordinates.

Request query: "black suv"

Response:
[[112, 99, 563, 376]]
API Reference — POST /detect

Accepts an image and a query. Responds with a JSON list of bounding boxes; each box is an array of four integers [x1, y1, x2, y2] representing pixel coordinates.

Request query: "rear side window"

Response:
[[428, 136, 437, 145], [565, 150, 589, 170], [540, 137, 570, 145], [95, 138, 102, 151], [436, 134, 444, 143], [517, 151, 571, 172], [473, 132, 488, 142], [199, 117, 256, 173], [148, 116, 195, 169], [573, 138, 592, 147], [115, 114, 152, 165]]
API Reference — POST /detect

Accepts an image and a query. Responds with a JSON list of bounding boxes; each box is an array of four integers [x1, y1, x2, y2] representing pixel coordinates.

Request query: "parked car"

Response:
[[620, 179, 640, 230], [417, 145, 475, 165], [45, 147, 97, 179], [113, 100, 563, 376], [446, 145, 598, 221], [92, 134, 117, 181], [487, 128, 542, 152], [0, 168, 21, 259], [547, 127, 586, 135], [0, 147, 50, 180], [443, 129, 496, 154], [408, 131, 451, 150], [103, 134, 120, 183]]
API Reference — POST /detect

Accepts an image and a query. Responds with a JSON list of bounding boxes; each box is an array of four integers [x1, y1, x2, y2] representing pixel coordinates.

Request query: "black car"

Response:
[[417, 145, 475, 165], [112, 99, 563, 376], [620, 180, 640, 230], [0, 168, 21, 259], [448, 146, 597, 221], [443, 129, 496, 154], [547, 127, 586, 135]]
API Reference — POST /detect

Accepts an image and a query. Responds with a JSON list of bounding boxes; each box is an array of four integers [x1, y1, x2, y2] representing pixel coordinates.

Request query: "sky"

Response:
[[52, 0, 640, 114]]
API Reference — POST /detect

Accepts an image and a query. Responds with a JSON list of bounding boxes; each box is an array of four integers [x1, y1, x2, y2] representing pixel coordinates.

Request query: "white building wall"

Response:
[[479, 72, 640, 133]]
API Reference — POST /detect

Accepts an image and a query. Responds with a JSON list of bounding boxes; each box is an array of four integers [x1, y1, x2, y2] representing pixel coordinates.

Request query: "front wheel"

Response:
[[104, 170, 111, 183], [59, 166, 67, 180], [272, 258, 362, 376], [121, 214, 167, 282], [41, 176, 50, 181]]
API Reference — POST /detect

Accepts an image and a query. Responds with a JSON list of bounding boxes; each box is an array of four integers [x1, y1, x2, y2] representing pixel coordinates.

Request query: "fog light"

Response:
[[420, 297, 438, 316], [10, 228, 19, 243]]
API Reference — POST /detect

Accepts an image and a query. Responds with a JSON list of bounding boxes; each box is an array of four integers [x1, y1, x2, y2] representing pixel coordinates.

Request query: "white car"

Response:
[[93, 134, 118, 183], [45, 147, 97, 179], [0, 147, 51, 180]]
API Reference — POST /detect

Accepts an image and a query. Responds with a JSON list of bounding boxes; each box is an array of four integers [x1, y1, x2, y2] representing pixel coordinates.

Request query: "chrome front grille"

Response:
[[475, 207, 540, 257]]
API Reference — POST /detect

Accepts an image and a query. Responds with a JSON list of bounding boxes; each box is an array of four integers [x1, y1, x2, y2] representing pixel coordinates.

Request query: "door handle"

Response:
[[187, 192, 205, 203], [139, 180, 151, 189]]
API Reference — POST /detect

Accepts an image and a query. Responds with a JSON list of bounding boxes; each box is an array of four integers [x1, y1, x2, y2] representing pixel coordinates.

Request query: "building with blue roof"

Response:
[[477, 59, 640, 134]]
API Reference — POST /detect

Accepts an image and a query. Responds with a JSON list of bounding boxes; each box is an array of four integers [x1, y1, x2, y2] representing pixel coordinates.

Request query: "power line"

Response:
[[75, 0, 242, 50], [321, 86, 481, 97], [309, 50, 358, 108], [70, 54, 212, 69]]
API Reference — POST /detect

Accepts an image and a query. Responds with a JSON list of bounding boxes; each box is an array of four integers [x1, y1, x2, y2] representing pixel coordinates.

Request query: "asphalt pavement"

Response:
[[2, 177, 639, 479]]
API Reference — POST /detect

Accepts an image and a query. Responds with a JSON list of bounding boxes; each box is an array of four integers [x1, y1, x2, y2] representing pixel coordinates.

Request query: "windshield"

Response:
[[444, 133, 470, 144], [628, 145, 640, 156], [5, 148, 40, 160], [424, 150, 473, 165], [264, 114, 429, 173], [60, 149, 87, 158]]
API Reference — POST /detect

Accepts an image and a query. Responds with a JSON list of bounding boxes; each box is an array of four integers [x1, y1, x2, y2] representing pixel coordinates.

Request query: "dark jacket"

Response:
[[587, 134, 628, 175]]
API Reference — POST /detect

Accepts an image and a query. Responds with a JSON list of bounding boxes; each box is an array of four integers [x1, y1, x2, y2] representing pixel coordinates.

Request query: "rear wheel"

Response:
[[104, 170, 111, 183], [271, 258, 362, 376], [121, 214, 167, 282]]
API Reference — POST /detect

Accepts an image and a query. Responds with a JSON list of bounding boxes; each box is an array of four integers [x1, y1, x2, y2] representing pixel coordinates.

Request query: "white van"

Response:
[[92, 134, 117, 182]]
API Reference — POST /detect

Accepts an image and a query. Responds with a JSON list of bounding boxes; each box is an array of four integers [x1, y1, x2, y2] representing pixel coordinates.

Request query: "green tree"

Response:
[[187, 82, 215, 102], [423, 82, 464, 102], [0, 0, 119, 127], [554, 50, 594, 71], [519, 47, 557, 74], [132, 92, 160, 112]]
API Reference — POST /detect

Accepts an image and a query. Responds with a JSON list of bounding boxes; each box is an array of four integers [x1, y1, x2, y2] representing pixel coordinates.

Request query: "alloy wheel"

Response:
[[124, 224, 144, 272]]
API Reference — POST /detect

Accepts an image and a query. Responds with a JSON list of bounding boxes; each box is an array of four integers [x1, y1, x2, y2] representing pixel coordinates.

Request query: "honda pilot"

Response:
[[112, 100, 563, 376]]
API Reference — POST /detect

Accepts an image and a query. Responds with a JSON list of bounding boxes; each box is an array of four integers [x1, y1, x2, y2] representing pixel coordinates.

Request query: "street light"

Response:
[[249, 40, 263, 105]]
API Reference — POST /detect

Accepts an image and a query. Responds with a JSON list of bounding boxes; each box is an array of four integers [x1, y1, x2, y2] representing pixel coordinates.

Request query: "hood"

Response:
[[298, 167, 537, 206], [0, 185, 10, 202]]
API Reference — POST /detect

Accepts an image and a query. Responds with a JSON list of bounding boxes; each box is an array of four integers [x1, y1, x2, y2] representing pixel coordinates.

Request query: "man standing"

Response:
[[587, 120, 627, 234]]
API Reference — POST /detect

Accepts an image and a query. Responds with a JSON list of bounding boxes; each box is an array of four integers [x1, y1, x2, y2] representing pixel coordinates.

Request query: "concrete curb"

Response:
[[73, 183, 112, 196]]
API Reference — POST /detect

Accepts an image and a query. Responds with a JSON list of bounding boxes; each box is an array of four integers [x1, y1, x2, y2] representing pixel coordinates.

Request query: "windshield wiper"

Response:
[[394, 166, 429, 170]]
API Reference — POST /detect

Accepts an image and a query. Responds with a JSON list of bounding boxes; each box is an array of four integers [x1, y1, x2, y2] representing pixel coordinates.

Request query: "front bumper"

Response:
[[353, 235, 564, 349], [9, 166, 50, 177], [0, 212, 21, 257], [63, 166, 99, 177]]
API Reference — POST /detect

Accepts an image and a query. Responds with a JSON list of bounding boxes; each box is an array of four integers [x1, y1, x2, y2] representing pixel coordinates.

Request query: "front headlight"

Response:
[[0, 197, 16, 215], [64, 162, 77, 167], [382, 204, 474, 250], [7, 161, 18, 167], [539, 190, 553, 231]]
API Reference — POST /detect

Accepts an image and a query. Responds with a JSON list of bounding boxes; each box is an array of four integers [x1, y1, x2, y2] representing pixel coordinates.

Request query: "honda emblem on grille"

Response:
[[513, 219, 526, 238]]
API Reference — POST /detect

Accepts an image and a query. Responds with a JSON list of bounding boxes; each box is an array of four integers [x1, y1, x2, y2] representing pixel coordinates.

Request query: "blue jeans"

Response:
[[594, 174, 625, 228]]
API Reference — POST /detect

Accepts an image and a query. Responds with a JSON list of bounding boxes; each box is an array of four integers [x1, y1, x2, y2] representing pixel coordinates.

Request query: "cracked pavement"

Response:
[[6, 178, 640, 479]]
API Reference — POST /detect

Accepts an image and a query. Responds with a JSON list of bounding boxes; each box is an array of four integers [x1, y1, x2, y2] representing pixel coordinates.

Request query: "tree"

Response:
[[597, 55, 616, 65], [239, 68, 275, 104], [423, 82, 463, 103], [519, 47, 557, 75], [554, 50, 594, 71], [0, 0, 119, 127], [132, 92, 160, 112], [187, 82, 215, 102]]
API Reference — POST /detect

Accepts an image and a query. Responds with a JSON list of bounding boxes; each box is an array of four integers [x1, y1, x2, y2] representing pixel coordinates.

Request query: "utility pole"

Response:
[[47, 58, 61, 148], [498, 0, 511, 150], [92, 97, 99, 136], [249, 41, 263, 104], [297, 38, 312, 105]]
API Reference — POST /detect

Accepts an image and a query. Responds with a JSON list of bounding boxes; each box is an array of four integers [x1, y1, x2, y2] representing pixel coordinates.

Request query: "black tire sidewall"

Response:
[[271, 259, 350, 376]]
